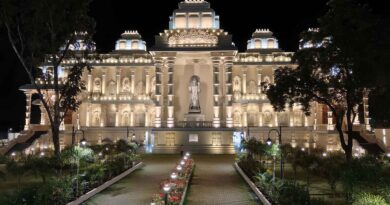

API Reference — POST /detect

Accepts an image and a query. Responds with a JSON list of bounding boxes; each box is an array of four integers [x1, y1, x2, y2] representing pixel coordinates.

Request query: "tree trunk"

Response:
[[52, 126, 61, 157]]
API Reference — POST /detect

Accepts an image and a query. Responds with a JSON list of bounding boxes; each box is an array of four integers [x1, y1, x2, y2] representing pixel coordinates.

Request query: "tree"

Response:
[[0, 0, 95, 157], [317, 154, 344, 199], [266, 0, 390, 160]]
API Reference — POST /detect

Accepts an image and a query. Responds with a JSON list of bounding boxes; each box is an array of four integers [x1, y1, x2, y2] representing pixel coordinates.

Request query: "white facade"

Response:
[[20, 0, 383, 154]]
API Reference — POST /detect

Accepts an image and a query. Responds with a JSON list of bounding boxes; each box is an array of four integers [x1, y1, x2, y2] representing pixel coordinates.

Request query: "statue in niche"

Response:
[[188, 75, 201, 113], [93, 78, 101, 92], [93, 111, 100, 126], [122, 78, 130, 92], [136, 81, 143, 95], [248, 81, 257, 94], [108, 80, 116, 96]]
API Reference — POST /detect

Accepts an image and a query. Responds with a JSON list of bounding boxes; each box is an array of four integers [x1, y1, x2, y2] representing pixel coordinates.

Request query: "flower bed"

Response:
[[151, 153, 195, 205]]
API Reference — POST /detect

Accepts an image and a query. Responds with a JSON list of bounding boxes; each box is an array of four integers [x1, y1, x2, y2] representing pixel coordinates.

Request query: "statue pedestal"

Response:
[[184, 113, 205, 121]]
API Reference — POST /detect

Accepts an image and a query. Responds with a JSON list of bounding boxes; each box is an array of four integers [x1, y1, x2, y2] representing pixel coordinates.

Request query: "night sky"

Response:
[[2, 0, 384, 132]]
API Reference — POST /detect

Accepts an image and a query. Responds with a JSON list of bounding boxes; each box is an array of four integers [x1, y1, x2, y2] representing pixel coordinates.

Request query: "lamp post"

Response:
[[126, 127, 136, 142], [72, 126, 86, 147], [163, 183, 171, 205], [266, 126, 283, 179]]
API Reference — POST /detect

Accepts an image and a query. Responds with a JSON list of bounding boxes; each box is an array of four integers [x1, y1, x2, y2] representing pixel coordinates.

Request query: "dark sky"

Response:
[[0, 0, 332, 131]]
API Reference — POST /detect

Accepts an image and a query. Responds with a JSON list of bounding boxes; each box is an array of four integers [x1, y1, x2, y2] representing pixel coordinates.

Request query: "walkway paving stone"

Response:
[[84, 154, 179, 205], [185, 155, 260, 205], [84, 154, 259, 205]]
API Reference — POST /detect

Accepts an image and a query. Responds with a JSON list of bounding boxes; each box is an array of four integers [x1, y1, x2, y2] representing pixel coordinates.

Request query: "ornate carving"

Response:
[[168, 29, 218, 46]]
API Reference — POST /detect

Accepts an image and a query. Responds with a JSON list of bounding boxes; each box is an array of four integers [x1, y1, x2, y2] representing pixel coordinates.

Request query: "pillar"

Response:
[[224, 58, 233, 128], [131, 70, 135, 95], [327, 109, 334, 130], [154, 58, 163, 128], [86, 104, 90, 127], [87, 73, 92, 92], [257, 67, 262, 94], [167, 58, 175, 128], [212, 58, 220, 128], [24, 92, 32, 130], [115, 104, 119, 127], [145, 69, 150, 96], [130, 110, 134, 126], [242, 67, 247, 94], [116, 69, 121, 95], [40, 105, 45, 125], [102, 72, 106, 95]]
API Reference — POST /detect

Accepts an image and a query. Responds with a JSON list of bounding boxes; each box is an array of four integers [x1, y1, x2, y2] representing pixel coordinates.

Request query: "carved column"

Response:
[[225, 58, 233, 128], [115, 104, 119, 127], [154, 58, 163, 128], [102, 71, 106, 95], [24, 91, 32, 130], [86, 104, 90, 127], [130, 70, 135, 95], [116, 69, 121, 95], [166, 58, 175, 128], [212, 58, 220, 128], [40, 105, 45, 125], [242, 67, 247, 94], [257, 67, 262, 94], [145, 69, 150, 96], [87, 73, 92, 92]]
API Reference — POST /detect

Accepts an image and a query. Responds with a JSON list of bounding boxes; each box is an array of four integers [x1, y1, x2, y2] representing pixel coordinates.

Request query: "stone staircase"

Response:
[[1, 125, 49, 155], [352, 125, 386, 156]]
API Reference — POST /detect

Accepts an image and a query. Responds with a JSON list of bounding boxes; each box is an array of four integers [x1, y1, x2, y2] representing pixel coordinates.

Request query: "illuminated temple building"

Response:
[[13, 0, 387, 154]]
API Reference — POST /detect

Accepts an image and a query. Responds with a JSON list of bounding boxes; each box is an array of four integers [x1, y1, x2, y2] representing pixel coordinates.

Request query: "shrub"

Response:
[[237, 156, 266, 178], [310, 197, 331, 205], [278, 181, 310, 205], [352, 192, 388, 205]]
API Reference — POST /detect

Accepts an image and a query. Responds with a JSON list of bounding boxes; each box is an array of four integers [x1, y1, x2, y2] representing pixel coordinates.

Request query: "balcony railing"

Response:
[[175, 121, 214, 128]]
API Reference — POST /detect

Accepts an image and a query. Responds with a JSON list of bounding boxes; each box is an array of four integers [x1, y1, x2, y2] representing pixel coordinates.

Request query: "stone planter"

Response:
[[67, 162, 143, 205], [234, 162, 271, 205]]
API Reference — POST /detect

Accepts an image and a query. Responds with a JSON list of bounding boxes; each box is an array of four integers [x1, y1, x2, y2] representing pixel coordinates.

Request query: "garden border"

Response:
[[179, 164, 195, 205], [67, 162, 143, 205], [234, 162, 272, 205]]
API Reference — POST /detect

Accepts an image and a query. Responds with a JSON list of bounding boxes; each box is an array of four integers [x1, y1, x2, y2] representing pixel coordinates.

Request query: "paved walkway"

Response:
[[84, 154, 179, 205], [185, 155, 259, 205], [84, 154, 259, 205]]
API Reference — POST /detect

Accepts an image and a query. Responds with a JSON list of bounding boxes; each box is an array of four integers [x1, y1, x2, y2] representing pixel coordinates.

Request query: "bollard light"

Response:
[[170, 172, 177, 179]]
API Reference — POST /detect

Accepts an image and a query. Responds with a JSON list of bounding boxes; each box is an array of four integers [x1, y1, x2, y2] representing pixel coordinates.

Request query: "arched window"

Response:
[[255, 39, 261, 49], [131, 40, 139, 49], [267, 39, 275, 48]]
